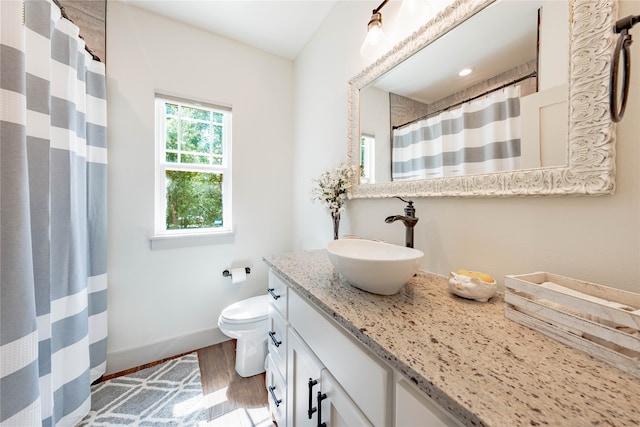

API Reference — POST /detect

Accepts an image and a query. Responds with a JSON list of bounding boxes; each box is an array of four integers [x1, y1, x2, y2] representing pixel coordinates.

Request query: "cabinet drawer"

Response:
[[266, 355, 287, 427], [267, 306, 287, 378], [268, 270, 288, 318], [289, 289, 390, 427]]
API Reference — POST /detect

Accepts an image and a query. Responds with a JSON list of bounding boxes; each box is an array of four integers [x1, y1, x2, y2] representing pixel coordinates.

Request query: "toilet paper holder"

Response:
[[222, 267, 251, 278]]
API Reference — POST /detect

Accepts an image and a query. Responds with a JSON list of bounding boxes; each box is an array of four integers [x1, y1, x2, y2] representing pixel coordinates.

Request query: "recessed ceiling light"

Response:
[[458, 68, 472, 77]]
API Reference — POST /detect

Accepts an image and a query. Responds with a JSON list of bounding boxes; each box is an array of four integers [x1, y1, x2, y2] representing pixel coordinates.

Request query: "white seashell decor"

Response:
[[448, 271, 497, 302]]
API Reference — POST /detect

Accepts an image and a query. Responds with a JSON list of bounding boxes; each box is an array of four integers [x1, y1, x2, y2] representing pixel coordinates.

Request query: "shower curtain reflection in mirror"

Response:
[[0, 1, 108, 425], [391, 86, 522, 180]]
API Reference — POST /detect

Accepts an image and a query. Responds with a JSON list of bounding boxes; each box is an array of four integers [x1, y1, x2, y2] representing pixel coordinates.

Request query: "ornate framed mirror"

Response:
[[347, 0, 617, 198]]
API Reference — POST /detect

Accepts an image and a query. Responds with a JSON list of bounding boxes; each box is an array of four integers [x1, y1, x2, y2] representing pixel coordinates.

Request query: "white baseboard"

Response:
[[105, 327, 230, 376]]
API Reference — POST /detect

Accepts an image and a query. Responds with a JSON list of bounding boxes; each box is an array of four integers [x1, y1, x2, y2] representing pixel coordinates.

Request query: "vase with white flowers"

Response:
[[311, 163, 356, 240]]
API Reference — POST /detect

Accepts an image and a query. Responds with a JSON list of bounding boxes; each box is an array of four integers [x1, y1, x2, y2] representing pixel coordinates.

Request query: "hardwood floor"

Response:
[[198, 340, 274, 426]]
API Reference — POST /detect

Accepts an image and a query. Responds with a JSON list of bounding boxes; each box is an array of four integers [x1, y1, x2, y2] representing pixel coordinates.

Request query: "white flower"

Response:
[[311, 163, 356, 215]]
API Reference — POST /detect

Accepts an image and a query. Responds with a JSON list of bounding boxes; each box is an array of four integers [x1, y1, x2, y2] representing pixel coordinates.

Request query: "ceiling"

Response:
[[121, 0, 558, 103], [121, 0, 339, 60], [372, 0, 545, 103]]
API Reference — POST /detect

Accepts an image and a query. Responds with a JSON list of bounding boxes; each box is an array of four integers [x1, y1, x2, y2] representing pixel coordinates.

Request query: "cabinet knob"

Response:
[[317, 391, 327, 427], [268, 331, 282, 347], [269, 385, 282, 407], [267, 288, 281, 300], [308, 378, 318, 419]]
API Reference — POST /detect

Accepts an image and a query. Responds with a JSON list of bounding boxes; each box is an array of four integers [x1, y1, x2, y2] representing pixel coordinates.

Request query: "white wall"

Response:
[[293, 1, 640, 293], [105, 0, 639, 374], [538, 1, 568, 90], [106, 1, 293, 374]]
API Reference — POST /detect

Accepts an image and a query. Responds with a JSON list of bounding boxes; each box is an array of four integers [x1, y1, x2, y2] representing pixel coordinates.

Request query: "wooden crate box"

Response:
[[504, 272, 640, 378]]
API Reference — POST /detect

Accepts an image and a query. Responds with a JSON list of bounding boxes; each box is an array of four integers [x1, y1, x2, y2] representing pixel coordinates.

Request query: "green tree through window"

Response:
[[165, 171, 223, 229], [156, 96, 231, 233]]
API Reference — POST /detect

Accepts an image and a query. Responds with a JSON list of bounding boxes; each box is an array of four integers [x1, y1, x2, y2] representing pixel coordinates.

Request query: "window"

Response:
[[155, 95, 232, 237], [360, 133, 375, 184]]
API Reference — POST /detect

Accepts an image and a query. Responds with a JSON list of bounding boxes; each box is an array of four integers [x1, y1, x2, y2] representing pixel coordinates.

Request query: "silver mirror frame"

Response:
[[347, 0, 617, 198]]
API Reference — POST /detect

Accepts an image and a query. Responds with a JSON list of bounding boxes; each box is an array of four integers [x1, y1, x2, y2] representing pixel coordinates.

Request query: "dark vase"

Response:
[[332, 212, 340, 240]]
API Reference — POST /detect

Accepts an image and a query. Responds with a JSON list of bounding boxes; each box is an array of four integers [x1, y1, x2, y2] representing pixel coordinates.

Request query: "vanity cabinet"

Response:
[[288, 329, 372, 427], [266, 271, 289, 425], [288, 289, 389, 426], [266, 269, 461, 427]]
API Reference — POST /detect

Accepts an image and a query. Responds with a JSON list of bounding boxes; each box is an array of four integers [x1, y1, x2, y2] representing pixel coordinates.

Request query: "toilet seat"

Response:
[[218, 294, 269, 377], [220, 295, 268, 324]]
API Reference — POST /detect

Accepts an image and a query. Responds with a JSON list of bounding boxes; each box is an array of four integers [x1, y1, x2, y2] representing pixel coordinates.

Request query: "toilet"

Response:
[[218, 294, 269, 377]]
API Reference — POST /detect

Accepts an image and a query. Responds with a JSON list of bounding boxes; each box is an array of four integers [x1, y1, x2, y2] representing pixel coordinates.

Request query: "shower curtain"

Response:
[[392, 85, 522, 180], [0, 0, 107, 425]]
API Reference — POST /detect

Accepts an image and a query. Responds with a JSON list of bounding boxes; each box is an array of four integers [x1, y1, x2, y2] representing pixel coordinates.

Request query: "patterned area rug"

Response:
[[78, 353, 207, 426]]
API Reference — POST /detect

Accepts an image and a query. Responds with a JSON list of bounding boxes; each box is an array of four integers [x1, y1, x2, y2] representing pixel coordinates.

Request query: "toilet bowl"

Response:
[[218, 294, 269, 377]]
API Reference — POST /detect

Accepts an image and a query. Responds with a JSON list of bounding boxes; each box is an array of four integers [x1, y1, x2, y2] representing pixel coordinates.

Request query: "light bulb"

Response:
[[360, 14, 390, 60], [395, 0, 432, 35]]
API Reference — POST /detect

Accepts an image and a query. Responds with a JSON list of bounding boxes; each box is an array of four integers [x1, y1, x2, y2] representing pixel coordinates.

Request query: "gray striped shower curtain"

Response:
[[1, 0, 107, 425], [392, 86, 522, 180]]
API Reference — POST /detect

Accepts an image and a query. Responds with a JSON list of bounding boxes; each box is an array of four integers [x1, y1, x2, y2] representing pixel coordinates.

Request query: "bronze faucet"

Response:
[[385, 197, 419, 248]]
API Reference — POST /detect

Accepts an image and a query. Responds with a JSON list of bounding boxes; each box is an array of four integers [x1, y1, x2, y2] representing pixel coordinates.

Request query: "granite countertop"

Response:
[[263, 250, 640, 427]]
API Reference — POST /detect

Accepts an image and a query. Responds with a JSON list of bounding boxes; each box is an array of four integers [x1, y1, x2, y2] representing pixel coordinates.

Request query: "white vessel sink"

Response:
[[326, 239, 424, 295]]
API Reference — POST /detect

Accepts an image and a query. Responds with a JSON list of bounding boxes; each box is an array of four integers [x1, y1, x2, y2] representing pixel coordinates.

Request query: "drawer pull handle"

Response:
[[267, 288, 281, 300], [317, 391, 327, 427], [268, 331, 282, 347], [268, 385, 282, 407], [307, 378, 318, 419]]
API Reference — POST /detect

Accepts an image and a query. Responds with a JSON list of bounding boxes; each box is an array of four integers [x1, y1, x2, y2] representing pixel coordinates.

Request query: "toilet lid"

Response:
[[220, 294, 269, 324]]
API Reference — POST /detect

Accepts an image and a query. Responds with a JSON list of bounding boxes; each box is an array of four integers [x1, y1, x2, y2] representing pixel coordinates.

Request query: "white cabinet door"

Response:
[[395, 380, 462, 427], [289, 289, 390, 426], [288, 329, 324, 427], [318, 370, 373, 427]]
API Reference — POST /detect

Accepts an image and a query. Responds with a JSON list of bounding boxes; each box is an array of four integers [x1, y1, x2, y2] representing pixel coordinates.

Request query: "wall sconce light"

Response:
[[395, 0, 432, 34], [360, 0, 391, 60]]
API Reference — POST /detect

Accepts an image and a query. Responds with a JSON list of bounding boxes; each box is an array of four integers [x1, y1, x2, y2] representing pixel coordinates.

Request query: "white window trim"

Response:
[[152, 94, 233, 247], [149, 230, 235, 250]]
